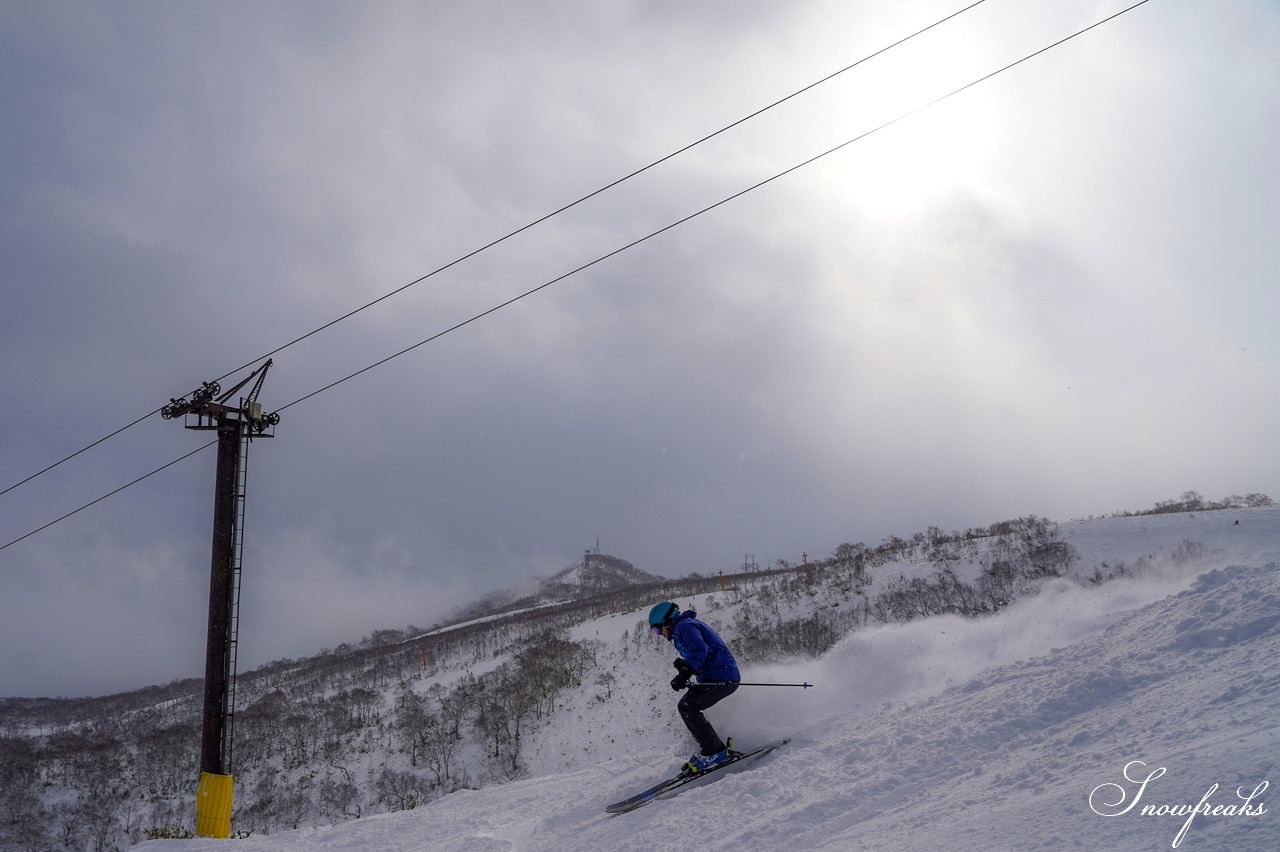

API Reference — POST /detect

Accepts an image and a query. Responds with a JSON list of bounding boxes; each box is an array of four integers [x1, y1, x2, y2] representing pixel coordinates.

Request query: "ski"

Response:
[[605, 738, 790, 814]]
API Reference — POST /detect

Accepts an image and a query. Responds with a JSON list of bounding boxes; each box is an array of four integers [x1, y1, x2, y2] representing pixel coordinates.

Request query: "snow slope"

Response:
[[145, 510, 1280, 851]]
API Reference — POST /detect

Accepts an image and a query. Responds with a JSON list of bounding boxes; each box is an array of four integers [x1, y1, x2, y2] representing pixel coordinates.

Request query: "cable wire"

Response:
[[278, 0, 1155, 411], [0, 0, 1155, 553], [0, 441, 215, 553], [0, 409, 162, 499], [0, 0, 991, 500]]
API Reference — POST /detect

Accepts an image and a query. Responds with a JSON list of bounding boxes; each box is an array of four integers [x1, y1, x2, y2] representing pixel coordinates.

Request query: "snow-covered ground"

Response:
[[145, 509, 1280, 851]]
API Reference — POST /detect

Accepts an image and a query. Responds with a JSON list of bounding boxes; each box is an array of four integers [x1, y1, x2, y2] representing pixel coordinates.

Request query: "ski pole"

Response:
[[685, 680, 813, 689]]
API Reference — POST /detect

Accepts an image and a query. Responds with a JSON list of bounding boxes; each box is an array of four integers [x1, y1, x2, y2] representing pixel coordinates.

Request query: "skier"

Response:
[[648, 601, 741, 773]]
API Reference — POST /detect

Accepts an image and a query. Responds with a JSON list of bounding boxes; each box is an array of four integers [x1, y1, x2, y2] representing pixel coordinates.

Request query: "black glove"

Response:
[[670, 658, 695, 691]]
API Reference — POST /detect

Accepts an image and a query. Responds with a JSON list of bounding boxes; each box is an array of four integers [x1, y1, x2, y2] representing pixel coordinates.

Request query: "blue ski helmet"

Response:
[[648, 601, 680, 628]]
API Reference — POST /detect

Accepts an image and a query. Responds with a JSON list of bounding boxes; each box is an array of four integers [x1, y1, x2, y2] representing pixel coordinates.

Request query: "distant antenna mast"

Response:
[[162, 359, 279, 839]]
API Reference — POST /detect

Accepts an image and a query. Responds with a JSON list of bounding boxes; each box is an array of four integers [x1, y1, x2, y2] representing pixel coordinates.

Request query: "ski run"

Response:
[[147, 508, 1279, 851]]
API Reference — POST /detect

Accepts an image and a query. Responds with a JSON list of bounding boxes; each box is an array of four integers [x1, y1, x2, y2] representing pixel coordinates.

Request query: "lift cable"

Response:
[[0, 441, 216, 553], [0, 0, 1155, 554], [0, 0, 991, 502], [275, 0, 1155, 412]]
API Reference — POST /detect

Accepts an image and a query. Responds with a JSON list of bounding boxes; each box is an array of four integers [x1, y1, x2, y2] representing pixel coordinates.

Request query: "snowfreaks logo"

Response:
[[1089, 760, 1268, 848]]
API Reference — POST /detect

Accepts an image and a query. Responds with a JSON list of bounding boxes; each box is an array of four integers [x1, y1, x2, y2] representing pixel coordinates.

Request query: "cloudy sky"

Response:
[[2, 0, 1277, 697]]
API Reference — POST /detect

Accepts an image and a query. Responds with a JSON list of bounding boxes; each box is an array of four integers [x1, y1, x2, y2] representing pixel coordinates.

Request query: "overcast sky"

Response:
[[2, 0, 1277, 697]]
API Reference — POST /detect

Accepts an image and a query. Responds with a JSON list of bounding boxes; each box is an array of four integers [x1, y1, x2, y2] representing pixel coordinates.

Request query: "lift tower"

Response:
[[162, 360, 279, 838]]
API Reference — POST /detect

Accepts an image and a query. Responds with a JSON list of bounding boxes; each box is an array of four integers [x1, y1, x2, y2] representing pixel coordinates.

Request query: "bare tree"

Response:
[[319, 764, 361, 821], [374, 768, 429, 812]]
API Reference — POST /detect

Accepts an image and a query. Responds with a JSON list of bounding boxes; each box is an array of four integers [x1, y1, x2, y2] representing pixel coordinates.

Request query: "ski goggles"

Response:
[[650, 624, 665, 636]]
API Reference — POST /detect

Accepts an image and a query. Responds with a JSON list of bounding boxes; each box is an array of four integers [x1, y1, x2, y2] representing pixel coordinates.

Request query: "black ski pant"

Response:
[[678, 681, 739, 755]]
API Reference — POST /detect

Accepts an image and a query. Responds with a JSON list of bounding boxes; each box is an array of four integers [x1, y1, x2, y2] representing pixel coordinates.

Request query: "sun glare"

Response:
[[848, 102, 988, 214], [811, 29, 999, 217]]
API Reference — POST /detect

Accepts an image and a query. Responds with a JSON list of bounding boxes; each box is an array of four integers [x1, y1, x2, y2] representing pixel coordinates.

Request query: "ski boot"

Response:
[[685, 748, 729, 774]]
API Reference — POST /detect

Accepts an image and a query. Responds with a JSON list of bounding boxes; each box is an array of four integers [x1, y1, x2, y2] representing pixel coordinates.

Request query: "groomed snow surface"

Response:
[[146, 510, 1280, 851]]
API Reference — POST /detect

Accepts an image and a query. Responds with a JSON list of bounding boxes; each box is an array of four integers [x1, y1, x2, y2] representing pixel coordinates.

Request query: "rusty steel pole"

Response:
[[199, 415, 242, 776]]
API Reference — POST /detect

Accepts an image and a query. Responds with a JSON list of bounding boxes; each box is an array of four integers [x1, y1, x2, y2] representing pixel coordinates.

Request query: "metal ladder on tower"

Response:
[[224, 419, 252, 768]]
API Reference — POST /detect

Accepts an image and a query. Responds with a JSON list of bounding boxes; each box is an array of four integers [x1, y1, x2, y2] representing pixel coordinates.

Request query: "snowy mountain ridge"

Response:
[[537, 552, 662, 597], [139, 507, 1280, 852], [442, 552, 663, 624]]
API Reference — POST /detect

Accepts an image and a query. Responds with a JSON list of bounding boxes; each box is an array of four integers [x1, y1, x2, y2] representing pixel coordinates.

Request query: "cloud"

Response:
[[2, 0, 1278, 696], [0, 531, 207, 697], [236, 526, 469, 666]]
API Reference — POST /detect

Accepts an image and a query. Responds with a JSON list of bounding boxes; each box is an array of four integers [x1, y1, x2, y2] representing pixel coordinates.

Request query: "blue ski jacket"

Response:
[[669, 610, 740, 682]]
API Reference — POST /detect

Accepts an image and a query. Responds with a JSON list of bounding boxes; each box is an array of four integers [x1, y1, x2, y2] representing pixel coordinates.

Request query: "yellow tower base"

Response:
[[196, 772, 234, 838]]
